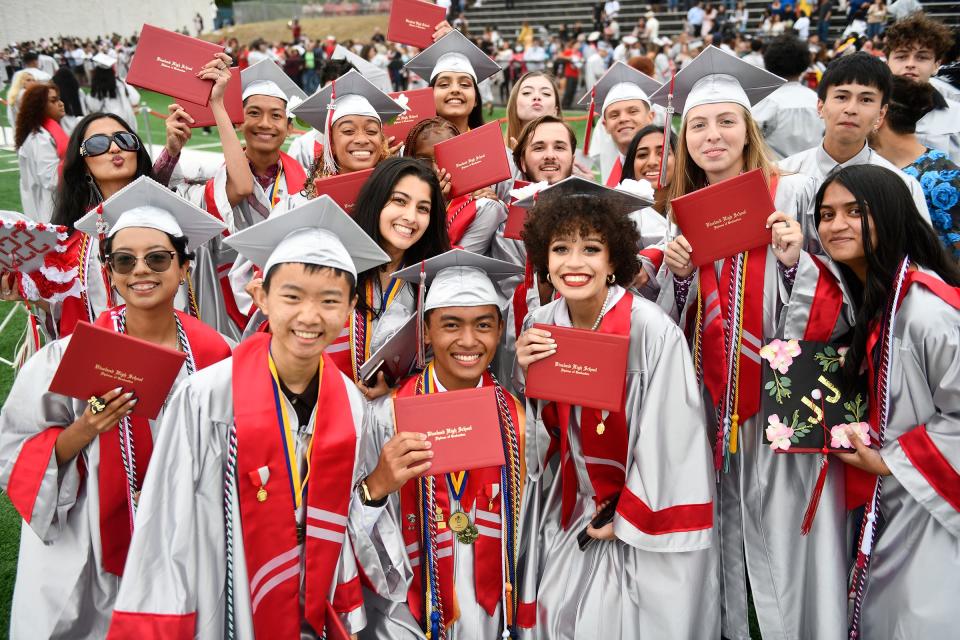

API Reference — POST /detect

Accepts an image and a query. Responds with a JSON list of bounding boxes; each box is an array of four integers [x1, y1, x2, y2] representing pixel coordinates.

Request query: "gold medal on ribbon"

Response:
[[257, 487, 268, 502], [448, 511, 470, 533], [456, 522, 479, 545], [597, 421, 606, 435]]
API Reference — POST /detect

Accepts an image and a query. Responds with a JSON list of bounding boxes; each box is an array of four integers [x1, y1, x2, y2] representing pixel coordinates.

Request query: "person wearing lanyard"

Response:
[[356, 249, 527, 640], [108, 195, 390, 639]]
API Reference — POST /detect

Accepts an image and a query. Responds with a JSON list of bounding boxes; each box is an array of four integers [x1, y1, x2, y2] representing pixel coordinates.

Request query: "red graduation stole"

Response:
[[326, 278, 405, 382], [446, 195, 479, 248], [232, 333, 357, 639], [41, 118, 68, 176], [95, 306, 231, 576], [845, 270, 960, 510], [604, 156, 623, 187], [203, 151, 307, 331], [313, 138, 324, 170], [540, 293, 632, 529], [394, 369, 525, 627]]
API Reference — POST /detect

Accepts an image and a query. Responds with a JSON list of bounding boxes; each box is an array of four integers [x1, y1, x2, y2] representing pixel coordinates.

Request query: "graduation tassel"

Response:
[[415, 261, 426, 369], [800, 391, 830, 536], [657, 72, 675, 191], [95, 203, 116, 308], [582, 88, 597, 157], [186, 268, 201, 318]]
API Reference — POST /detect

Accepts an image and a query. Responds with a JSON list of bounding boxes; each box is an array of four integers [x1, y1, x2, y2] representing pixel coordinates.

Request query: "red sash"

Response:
[[604, 156, 623, 187], [846, 270, 960, 509], [446, 195, 479, 248], [394, 371, 525, 625], [203, 151, 307, 331], [540, 293, 632, 529], [95, 306, 231, 575], [41, 118, 68, 176], [313, 138, 324, 170], [232, 333, 357, 639]]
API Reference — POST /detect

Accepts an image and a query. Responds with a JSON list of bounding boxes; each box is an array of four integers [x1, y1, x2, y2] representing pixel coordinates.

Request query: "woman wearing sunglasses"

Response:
[[0, 177, 231, 639], [2, 111, 192, 339]]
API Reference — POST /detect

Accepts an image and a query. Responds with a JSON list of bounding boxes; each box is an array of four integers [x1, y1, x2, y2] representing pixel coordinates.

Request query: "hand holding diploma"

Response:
[[516, 327, 556, 373], [54, 387, 137, 465], [365, 432, 434, 500], [766, 211, 802, 268], [665, 235, 695, 278]]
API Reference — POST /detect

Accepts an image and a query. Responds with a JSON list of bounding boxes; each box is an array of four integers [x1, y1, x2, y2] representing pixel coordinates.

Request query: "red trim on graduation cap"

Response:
[[900, 425, 960, 513], [582, 87, 596, 156], [6, 427, 65, 523], [617, 486, 713, 535], [107, 610, 196, 639]]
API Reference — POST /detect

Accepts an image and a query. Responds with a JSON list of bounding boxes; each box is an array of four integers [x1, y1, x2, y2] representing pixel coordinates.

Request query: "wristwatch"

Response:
[[356, 477, 388, 507]]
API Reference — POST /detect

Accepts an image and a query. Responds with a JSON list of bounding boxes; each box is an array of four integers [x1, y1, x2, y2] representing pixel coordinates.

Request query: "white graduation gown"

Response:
[[83, 80, 140, 132], [17, 128, 59, 222], [751, 82, 825, 160]]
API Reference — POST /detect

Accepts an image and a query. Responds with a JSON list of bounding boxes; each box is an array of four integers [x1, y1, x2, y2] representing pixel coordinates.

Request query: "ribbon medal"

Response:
[[249, 466, 270, 502]]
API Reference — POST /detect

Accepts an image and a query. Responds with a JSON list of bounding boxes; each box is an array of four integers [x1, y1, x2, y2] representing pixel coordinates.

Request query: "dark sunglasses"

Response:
[[106, 251, 177, 274], [80, 132, 141, 157]]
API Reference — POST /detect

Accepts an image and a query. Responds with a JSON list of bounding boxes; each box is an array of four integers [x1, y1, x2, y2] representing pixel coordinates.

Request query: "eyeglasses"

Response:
[[79, 132, 141, 157], [106, 251, 177, 274]]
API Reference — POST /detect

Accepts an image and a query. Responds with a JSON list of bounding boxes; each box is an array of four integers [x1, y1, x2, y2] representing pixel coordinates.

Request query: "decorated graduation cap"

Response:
[[392, 249, 522, 367], [648, 45, 785, 119], [224, 194, 389, 280], [404, 29, 501, 84], [292, 69, 404, 174], [578, 61, 661, 155], [512, 175, 654, 211], [241, 58, 308, 104], [75, 176, 226, 252]]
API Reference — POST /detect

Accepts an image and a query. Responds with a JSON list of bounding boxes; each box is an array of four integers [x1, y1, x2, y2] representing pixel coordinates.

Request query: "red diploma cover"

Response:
[[669, 168, 775, 266], [525, 324, 629, 412], [126, 24, 224, 106], [181, 66, 243, 128], [313, 168, 374, 216], [384, 88, 437, 143], [387, 0, 447, 49], [49, 321, 187, 420], [394, 386, 506, 476], [433, 122, 511, 199], [503, 180, 531, 240]]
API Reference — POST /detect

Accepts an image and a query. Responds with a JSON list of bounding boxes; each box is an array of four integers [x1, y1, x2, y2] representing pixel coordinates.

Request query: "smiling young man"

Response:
[[577, 61, 661, 186], [351, 249, 528, 640], [107, 197, 390, 640], [176, 57, 309, 341], [779, 52, 932, 232], [884, 14, 960, 164]]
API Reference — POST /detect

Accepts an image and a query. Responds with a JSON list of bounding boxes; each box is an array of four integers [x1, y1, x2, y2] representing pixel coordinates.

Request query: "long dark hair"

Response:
[[352, 157, 450, 316], [621, 124, 676, 181], [51, 112, 154, 231], [90, 66, 119, 100], [429, 74, 485, 131], [52, 66, 84, 118], [14, 83, 55, 148], [814, 165, 960, 384]]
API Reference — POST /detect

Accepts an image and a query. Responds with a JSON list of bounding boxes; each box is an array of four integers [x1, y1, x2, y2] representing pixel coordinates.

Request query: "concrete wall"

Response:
[[0, 0, 214, 45]]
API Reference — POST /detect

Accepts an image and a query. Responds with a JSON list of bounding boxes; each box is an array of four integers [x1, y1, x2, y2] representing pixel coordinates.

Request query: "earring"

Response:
[[546, 273, 553, 284], [180, 278, 186, 285], [607, 273, 616, 285]]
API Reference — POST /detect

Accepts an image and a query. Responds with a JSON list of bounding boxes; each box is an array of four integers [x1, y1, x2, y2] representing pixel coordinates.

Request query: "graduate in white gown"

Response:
[[83, 54, 141, 134], [15, 82, 68, 222], [354, 250, 527, 640], [0, 178, 230, 640], [513, 177, 719, 639], [653, 46, 851, 640], [811, 164, 960, 638], [108, 196, 391, 639]]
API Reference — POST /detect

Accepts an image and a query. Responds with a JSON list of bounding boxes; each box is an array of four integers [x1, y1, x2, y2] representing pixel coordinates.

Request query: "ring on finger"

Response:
[[87, 395, 108, 415]]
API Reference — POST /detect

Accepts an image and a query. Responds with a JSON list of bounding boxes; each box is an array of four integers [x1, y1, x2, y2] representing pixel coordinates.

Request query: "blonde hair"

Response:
[[6, 71, 35, 106], [667, 104, 777, 205], [505, 71, 563, 149]]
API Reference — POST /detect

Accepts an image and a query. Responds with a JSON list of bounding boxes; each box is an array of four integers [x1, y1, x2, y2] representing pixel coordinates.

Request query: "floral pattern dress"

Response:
[[904, 149, 960, 260]]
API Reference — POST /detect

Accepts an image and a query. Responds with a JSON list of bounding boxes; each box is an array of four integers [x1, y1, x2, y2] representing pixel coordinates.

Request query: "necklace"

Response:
[[590, 286, 614, 331]]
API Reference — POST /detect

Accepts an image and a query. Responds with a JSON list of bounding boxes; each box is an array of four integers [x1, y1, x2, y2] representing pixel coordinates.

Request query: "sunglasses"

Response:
[[106, 251, 177, 274], [80, 132, 141, 157]]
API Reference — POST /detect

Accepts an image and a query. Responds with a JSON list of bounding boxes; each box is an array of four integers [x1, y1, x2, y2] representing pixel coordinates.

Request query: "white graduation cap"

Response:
[[647, 45, 785, 119], [577, 61, 661, 153], [224, 194, 389, 280], [240, 58, 308, 104], [293, 69, 404, 175], [404, 30, 501, 84], [330, 44, 392, 93], [74, 176, 226, 252], [92, 53, 117, 69], [393, 249, 522, 312], [513, 175, 653, 212]]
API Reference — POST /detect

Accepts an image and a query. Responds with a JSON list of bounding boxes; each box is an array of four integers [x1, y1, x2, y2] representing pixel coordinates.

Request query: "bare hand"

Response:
[[386, 135, 404, 157], [436, 167, 452, 198], [572, 160, 595, 180], [585, 499, 616, 540], [834, 425, 890, 476], [631, 269, 650, 290], [0, 272, 24, 302], [472, 187, 498, 202], [76, 387, 137, 438], [433, 20, 454, 41], [665, 235, 695, 278], [357, 371, 391, 401], [197, 53, 234, 104], [164, 103, 194, 156], [516, 327, 556, 372], [365, 432, 434, 499], [766, 211, 802, 268]]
